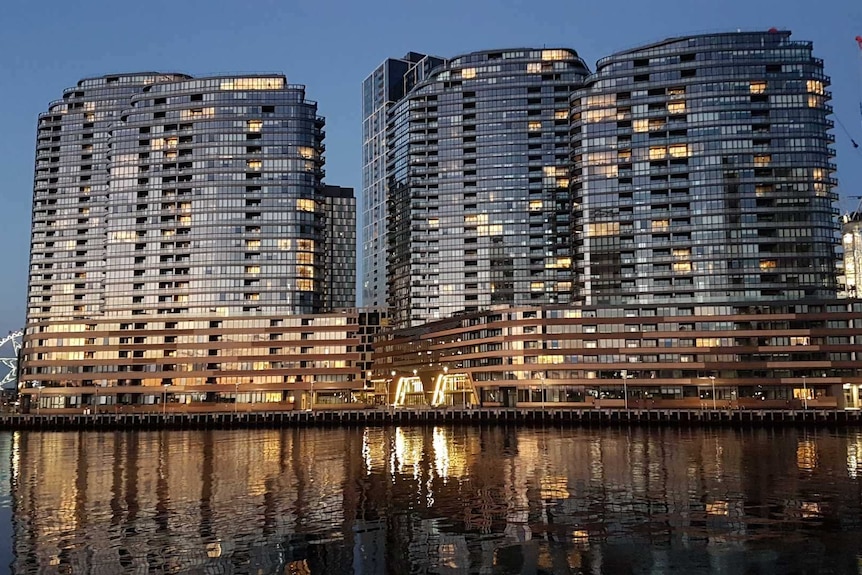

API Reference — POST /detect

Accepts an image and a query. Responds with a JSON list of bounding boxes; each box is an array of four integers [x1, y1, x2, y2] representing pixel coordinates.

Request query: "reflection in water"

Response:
[[5, 427, 862, 573]]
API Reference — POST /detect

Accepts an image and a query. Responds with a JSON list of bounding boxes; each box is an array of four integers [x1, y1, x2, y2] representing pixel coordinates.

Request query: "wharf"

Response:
[[0, 407, 859, 431]]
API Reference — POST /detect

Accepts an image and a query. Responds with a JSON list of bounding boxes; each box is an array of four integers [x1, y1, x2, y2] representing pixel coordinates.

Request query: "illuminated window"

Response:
[[428, 218, 439, 228], [297, 279, 313, 291], [297, 265, 314, 279], [297, 198, 315, 211], [245, 265, 260, 274], [807, 80, 824, 95], [530, 281, 545, 292], [165, 137, 178, 149], [554, 110, 568, 120], [649, 147, 667, 160], [297, 146, 315, 159], [528, 121, 542, 132], [750, 81, 767, 94], [618, 149, 632, 161], [633, 120, 649, 133], [754, 154, 771, 166], [297, 252, 313, 264], [651, 220, 669, 231], [245, 293, 260, 301], [247, 160, 262, 170], [673, 262, 691, 272], [547, 257, 571, 269], [220, 77, 285, 90], [668, 144, 688, 158], [808, 95, 822, 108], [667, 101, 686, 114], [245, 239, 260, 250], [667, 87, 685, 96], [759, 260, 777, 270], [277, 239, 292, 250], [529, 200, 543, 212], [672, 248, 691, 259], [542, 50, 568, 61], [526, 62, 542, 73], [297, 239, 315, 251], [587, 222, 620, 237], [461, 68, 476, 79], [247, 120, 263, 133], [648, 119, 665, 131]]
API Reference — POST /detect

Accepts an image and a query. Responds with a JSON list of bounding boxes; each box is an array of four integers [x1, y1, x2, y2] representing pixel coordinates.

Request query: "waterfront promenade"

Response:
[[1, 406, 859, 430]]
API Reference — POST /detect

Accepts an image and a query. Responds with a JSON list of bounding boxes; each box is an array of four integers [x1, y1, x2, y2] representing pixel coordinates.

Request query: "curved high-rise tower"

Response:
[[571, 31, 838, 306], [385, 48, 591, 327], [21, 74, 360, 408]]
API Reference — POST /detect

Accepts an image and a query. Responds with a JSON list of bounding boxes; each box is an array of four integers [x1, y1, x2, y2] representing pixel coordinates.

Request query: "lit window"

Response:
[[296, 279, 313, 291], [247, 120, 263, 132], [529, 200, 543, 212], [672, 248, 691, 259], [649, 147, 667, 160], [165, 137, 178, 149], [806, 80, 824, 95], [297, 198, 315, 211], [245, 265, 260, 274], [297, 239, 315, 251], [618, 150, 632, 161], [750, 82, 767, 94], [667, 87, 685, 96], [541, 49, 567, 61], [554, 110, 568, 120], [673, 262, 691, 272], [428, 218, 439, 228], [220, 77, 285, 91], [247, 160, 262, 170], [245, 293, 260, 301], [461, 68, 476, 79], [297, 252, 313, 264], [667, 101, 686, 114], [528, 121, 542, 132], [651, 220, 669, 231], [530, 281, 545, 292], [526, 62, 542, 73], [633, 120, 649, 133], [245, 239, 260, 250], [754, 155, 771, 166], [587, 222, 620, 237], [668, 144, 688, 158], [759, 260, 777, 270], [297, 265, 314, 279], [297, 146, 315, 159]]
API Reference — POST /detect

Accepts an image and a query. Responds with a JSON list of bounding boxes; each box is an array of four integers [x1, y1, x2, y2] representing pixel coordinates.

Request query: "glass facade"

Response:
[[571, 31, 838, 306], [323, 185, 357, 309], [22, 73, 361, 407], [361, 53, 444, 308], [386, 49, 590, 327]]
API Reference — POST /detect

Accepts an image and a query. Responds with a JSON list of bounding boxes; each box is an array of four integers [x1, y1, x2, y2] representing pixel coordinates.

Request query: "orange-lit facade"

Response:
[[373, 301, 862, 410]]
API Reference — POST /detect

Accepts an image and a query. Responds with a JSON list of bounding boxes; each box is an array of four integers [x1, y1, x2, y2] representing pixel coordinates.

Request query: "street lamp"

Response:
[[162, 383, 170, 417], [621, 369, 629, 410], [33, 383, 44, 415], [699, 375, 717, 410], [389, 370, 395, 408], [802, 375, 808, 410], [539, 372, 546, 411]]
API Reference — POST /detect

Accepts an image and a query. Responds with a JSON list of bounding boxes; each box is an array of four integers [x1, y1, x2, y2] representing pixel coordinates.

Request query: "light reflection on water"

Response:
[[0, 427, 860, 573]]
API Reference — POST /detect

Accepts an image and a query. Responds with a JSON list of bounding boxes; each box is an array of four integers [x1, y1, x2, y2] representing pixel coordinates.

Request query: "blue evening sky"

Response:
[[0, 0, 860, 335]]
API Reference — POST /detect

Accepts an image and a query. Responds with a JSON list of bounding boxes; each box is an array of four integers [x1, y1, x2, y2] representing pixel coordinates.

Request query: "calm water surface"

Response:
[[1, 426, 862, 574]]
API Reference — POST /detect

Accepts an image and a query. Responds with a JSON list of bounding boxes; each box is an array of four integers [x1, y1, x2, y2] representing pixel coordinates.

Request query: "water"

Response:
[[1, 426, 862, 574]]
